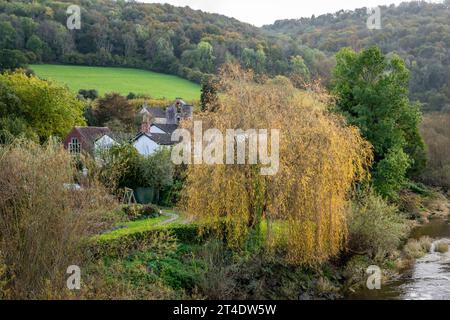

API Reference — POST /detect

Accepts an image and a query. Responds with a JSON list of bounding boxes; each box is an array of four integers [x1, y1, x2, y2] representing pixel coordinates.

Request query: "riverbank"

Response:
[[346, 190, 450, 299]]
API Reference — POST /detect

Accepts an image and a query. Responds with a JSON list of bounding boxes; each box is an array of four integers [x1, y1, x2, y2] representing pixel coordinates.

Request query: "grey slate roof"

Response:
[[146, 107, 166, 118], [133, 132, 178, 146], [153, 123, 179, 135]]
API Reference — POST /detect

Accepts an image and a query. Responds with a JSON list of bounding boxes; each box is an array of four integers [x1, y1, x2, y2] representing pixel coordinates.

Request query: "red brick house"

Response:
[[63, 127, 115, 156]]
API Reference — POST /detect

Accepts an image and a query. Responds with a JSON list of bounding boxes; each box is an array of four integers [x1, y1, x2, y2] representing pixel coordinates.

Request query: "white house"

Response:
[[94, 134, 118, 154], [132, 132, 173, 156]]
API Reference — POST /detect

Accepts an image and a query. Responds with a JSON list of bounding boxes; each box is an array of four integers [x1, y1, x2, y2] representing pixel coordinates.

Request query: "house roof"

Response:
[[146, 107, 166, 118], [152, 123, 179, 135], [74, 126, 112, 145], [133, 132, 178, 146]]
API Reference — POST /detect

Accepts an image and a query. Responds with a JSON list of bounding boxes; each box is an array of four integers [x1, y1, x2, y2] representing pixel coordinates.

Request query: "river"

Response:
[[348, 217, 450, 300]]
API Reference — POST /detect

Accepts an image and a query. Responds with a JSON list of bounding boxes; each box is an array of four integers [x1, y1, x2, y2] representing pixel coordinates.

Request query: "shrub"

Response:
[[347, 188, 409, 259], [403, 237, 432, 259], [0, 140, 116, 299], [398, 190, 423, 220], [122, 204, 143, 220], [435, 241, 449, 254], [121, 204, 161, 221], [141, 204, 160, 218], [89, 224, 209, 259], [373, 146, 411, 199]]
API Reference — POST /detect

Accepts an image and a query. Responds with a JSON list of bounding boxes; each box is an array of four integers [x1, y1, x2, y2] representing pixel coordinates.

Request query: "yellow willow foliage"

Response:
[[181, 65, 373, 265]]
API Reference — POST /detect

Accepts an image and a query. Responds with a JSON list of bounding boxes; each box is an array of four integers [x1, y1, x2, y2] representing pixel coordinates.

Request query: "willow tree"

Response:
[[181, 65, 372, 265]]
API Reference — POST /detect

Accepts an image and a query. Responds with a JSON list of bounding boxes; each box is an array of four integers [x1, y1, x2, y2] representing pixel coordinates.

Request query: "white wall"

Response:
[[133, 135, 160, 156], [150, 125, 166, 134], [94, 135, 117, 154]]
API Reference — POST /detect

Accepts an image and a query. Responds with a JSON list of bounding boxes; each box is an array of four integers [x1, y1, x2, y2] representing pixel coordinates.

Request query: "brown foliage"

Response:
[[420, 112, 450, 189], [94, 93, 136, 129], [0, 140, 116, 299]]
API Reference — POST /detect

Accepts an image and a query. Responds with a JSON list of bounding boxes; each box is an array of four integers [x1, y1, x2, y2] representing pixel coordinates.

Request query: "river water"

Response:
[[348, 217, 450, 300]]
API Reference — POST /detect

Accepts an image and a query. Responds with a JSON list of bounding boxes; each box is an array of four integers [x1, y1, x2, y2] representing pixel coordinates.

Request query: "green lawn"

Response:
[[105, 216, 168, 238], [30, 64, 201, 100], [97, 209, 184, 241]]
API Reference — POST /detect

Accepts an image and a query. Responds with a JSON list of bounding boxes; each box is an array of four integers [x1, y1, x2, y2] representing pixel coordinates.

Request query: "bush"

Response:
[[122, 204, 161, 221], [89, 223, 209, 259], [122, 204, 143, 220], [347, 188, 409, 259], [403, 237, 432, 259], [141, 204, 160, 217], [374, 146, 411, 199], [0, 140, 116, 299], [435, 241, 449, 253]]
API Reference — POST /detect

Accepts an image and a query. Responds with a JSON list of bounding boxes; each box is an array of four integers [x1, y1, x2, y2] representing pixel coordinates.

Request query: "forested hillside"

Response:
[[1, 0, 449, 111], [264, 1, 450, 112], [0, 0, 331, 85]]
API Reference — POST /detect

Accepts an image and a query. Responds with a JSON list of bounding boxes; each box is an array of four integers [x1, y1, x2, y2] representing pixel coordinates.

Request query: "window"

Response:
[[69, 137, 81, 155]]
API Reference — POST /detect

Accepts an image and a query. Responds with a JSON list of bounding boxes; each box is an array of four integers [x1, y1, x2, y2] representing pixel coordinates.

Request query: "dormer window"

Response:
[[69, 137, 81, 155]]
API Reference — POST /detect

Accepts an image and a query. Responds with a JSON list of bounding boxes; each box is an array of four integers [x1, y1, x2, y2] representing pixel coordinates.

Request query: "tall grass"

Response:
[[0, 139, 116, 299]]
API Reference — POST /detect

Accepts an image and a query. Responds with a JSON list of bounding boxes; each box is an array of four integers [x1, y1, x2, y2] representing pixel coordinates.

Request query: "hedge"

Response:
[[87, 223, 216, 259]]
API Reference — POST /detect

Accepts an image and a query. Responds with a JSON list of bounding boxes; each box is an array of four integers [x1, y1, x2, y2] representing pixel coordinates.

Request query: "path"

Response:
[[158, 210, 180, 226]]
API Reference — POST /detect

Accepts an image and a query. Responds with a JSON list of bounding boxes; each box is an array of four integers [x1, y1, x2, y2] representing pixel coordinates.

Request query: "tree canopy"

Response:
[[181, 65, 372, 265], [266, 1, 450, 112], [332, 47, 426, 198], [0, 70, 85, 141]]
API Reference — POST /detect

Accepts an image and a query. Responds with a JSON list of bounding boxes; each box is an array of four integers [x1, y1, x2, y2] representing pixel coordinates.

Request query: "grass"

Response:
[[30, 64, 201, 100], [98, 209, 184, 240], [99, 216, 168, 240]]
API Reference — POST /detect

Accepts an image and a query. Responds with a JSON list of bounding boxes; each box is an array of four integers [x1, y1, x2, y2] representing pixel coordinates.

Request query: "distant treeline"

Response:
[[265, 1, 450, 112], [1, 0, 449, 112], [0, 0, 331, 86]]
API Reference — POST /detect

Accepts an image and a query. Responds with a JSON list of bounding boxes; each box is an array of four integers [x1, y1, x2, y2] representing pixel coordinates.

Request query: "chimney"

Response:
[[141, 113, 152, 134], [166, 104, 177, 124]]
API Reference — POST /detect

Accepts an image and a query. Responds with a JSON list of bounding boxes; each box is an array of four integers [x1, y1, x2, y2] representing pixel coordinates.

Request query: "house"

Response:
[[134, 98, 191, 156], [132, 132, 176, 156], [64, 99, 191, 158], [139, 98, 193, 125], [63, 126, 117, 156]]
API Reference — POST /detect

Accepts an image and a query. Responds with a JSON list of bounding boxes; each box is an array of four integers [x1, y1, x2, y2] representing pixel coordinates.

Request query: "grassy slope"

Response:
[[30, 64, 201, 100]]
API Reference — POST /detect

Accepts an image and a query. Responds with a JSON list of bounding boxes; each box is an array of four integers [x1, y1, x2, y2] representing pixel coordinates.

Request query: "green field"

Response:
[[30, 64, 201, 100]]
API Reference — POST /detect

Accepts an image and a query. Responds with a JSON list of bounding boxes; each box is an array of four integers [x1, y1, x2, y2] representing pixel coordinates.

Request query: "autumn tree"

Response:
[[0, 71, 85, 142], [93, 93, 136, 131], [181, 65, 372, 265], [200, 76, 219, 112]]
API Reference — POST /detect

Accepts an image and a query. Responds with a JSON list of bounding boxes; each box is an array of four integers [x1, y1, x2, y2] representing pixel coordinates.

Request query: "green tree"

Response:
[[25, 35, 45, 60], [0, 21, 17, 49], [0, 50, 28, 72], [289, 55, 310, 84], [139, 148, 174, 203], [241, 47, 267, 75], [332, 47, 426, 198], [99, 143, 142, 191], [196, 41, 215, 73], [0, 71, 85, 141]]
